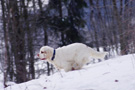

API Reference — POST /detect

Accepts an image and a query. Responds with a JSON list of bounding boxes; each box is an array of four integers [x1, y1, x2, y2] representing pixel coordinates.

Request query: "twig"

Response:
[[57, 69, 63, 78]]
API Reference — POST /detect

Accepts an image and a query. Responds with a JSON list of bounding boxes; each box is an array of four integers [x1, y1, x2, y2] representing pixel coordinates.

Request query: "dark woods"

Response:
[[0, 0, 135, 86]]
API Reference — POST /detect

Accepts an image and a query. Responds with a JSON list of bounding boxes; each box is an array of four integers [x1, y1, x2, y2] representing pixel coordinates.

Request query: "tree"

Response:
[[44, 0, 87, 45], [9, 0, 27, 83], [1, 0, 9, 87]]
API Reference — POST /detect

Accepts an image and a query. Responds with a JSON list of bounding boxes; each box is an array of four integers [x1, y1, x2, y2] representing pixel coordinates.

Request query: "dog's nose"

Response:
[[37, 54, 39, 57]]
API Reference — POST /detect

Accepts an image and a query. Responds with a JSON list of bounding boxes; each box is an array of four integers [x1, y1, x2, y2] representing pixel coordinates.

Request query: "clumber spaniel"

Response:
[[37, 43, 108, 72]]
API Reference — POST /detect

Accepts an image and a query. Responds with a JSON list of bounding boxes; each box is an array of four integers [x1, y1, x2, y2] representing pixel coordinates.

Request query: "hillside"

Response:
[[1, 54, 135, 90]]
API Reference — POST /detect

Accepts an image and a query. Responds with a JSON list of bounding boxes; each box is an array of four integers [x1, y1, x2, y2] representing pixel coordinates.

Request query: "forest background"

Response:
[[0, 0, 135, 87]]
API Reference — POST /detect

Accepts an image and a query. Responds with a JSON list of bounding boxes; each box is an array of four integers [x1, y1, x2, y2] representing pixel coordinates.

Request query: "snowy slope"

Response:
[[2, 54, 135, 90], [0, 71, 4, 89]]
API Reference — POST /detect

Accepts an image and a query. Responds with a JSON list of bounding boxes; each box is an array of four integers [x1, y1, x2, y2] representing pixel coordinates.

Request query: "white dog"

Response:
[[37, 43, 108, 72]]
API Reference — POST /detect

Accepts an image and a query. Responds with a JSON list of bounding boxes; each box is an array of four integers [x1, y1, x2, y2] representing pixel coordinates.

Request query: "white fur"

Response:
[[38, 43, 108, 72]]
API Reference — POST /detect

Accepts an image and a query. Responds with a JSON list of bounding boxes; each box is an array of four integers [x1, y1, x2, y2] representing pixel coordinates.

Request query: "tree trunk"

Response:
[[1, 0, 9, 87], [22, 0, 35, 80], [89, 0, 99, 51], [10, 0, 27, 83], [112, 0, 126, 55]]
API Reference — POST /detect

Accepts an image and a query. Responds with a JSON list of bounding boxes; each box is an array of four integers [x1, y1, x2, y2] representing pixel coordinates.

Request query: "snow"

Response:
[[0, 69, 4, 89], [1, 54, 135, 90]]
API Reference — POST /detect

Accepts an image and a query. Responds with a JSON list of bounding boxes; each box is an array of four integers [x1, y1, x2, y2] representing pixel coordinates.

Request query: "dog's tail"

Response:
[[89, 48, 108, 59]]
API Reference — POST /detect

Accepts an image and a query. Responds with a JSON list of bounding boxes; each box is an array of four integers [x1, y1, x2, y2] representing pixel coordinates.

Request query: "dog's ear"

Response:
[[46, 49, 51, 54], [46, 49, 53, 58]]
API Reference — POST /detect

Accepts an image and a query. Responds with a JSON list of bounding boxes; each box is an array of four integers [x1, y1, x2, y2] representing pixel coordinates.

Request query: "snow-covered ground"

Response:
[[1, 54, 135, 90], [0, 70, 4, 89]]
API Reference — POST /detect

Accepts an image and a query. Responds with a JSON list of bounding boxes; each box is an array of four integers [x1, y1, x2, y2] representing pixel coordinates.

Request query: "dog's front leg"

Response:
[[64, 62, 76, 72]]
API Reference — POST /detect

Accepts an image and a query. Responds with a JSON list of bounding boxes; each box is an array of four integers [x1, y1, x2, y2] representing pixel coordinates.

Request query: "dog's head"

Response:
[[37, 46, 53, 60]]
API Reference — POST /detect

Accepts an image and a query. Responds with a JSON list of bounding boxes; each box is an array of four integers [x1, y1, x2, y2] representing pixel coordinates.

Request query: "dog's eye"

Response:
[[41, 51, 44, 53]]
